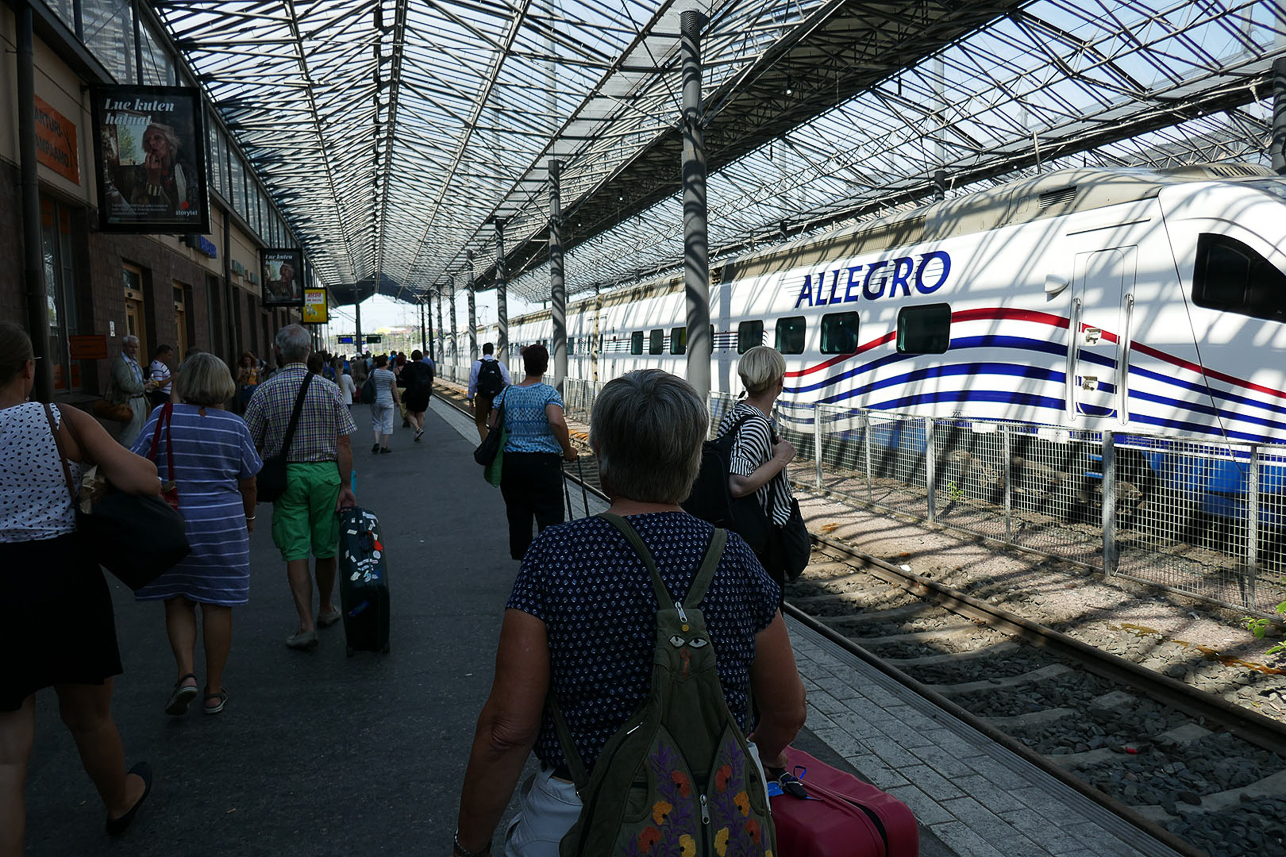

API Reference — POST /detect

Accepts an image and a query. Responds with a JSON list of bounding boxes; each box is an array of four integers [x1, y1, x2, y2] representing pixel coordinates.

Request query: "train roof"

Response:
[[724, 163, 1277, 283], [510, 163, 1279, 322]]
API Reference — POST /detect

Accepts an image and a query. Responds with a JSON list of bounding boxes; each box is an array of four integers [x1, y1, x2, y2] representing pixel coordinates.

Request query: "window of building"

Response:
[[775, 316, 806, 354], [649, 328, 665, 354], [820, 311, 859, 355], [630, 331, 643, 355], [737, 320, 764, 353], [897, 303, 952, 353], [670, 326, 687, 355], [41, 199, 80, 390], [1192, 233, 1286, 322]]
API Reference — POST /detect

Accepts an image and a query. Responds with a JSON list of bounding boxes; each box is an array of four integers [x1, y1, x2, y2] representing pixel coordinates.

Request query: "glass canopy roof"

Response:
[[151, 0, 1286, 304]]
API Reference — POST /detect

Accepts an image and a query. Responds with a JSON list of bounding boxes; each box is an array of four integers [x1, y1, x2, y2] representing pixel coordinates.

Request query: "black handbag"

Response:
[[257, 374, 313, 504], [45, 404, 191, 591], [765, 496, 810, 583], [473, 401, 506, 467]]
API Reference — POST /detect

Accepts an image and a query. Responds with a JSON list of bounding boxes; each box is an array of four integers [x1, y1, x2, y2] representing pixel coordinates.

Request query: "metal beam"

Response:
[[549, 159, 566, 394], [682, 10, 710, 406]]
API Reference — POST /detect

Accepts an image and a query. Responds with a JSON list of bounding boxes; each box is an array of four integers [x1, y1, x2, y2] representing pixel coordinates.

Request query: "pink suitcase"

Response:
[[769, 746, 919, 857]]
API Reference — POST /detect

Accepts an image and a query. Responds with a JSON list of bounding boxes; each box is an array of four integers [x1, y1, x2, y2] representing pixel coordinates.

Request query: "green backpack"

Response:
[[552, 513, 777, 857]]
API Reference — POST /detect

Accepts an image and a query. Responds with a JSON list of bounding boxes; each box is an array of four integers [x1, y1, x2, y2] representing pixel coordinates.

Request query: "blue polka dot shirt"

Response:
[[507, 511, 781, 771]]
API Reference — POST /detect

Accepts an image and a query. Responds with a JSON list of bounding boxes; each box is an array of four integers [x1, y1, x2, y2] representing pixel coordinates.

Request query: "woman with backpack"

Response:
[[454, 368, 806, 857]]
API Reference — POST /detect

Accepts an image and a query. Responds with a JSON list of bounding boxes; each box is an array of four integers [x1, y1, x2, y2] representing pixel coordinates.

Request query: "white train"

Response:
[[483, 164, 1286, 448]]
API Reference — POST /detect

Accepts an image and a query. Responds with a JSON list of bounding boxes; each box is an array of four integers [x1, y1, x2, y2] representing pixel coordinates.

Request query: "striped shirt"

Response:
[[131, 405, 263, 605], [244, 364, 358, 462], [717, 402, 793, 527]]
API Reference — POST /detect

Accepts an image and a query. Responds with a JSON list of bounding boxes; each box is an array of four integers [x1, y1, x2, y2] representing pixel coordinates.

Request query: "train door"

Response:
[[1069, 247, 1135, 421]]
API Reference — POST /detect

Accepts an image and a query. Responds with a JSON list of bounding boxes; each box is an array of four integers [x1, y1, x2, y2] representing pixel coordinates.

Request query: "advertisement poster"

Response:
[[91, 86, 209, 233], [261, 249, 304, 306], [303, 288, 328, 324]]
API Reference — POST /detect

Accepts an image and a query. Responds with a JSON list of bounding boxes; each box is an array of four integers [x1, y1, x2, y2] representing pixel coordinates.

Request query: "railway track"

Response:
[[432, 383, 1286, 856]]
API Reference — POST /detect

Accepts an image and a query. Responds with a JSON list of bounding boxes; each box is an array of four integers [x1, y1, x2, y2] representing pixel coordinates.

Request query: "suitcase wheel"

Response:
[[346, 645, 354, 658]]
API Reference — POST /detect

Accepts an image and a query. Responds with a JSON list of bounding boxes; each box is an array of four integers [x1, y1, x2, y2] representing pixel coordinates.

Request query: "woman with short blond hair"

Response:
[[130, 353, 262, 716]]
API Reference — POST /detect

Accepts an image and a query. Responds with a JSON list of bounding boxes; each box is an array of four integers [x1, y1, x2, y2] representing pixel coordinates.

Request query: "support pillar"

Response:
[[436, 285, 445, 363], [354, 290, 363, 354], [467, 251, 478, 363], [419, 296, 427, 355], [549, 159, 567, 394], [495, 219, 509, 364], [1273, 58, 1286, 175], [448, 275, 457, 363], [426, 293, 435, 363], [18, 5, 52, 403], [680, 10, 710, 405]]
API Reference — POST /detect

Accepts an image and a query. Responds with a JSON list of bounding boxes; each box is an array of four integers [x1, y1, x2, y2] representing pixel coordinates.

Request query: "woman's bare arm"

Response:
[[546, 404, 578, 462], [60, 406, 159, 495], [455, 609, 550, 854], [747, 612, 807, 768]]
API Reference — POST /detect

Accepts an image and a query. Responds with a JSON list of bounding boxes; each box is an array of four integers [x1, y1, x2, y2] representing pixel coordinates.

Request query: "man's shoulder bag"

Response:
[[257, 374, 313, 504], [552, 513, 775, 857]]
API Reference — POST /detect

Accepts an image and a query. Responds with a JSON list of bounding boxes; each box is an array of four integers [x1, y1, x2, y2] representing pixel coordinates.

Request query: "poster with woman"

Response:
[[91, 86, 209, 233], [261, 249, 305, 306]]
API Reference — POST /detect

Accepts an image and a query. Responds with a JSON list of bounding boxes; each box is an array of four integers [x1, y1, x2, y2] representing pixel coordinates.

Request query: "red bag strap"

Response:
[[148, 402, 176, 483]]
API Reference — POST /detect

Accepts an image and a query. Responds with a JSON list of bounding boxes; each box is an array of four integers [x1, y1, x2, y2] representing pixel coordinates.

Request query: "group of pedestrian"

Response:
[[0, 321, 365, 852]]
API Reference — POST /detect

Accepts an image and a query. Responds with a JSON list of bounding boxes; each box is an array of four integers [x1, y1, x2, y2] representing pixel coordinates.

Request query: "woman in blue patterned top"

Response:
[[456, 369, 806, 857], [486, 344, 578, 560], [131, 354, 262, 717]]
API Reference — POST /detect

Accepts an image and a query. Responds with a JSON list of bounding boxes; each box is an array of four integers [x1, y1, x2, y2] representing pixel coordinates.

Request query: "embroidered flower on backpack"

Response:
[[652, 799, 673, 826], [679, 834, 696, 857], [636, 826, 662, 853], [734, 790, 750, 817], [745, 817, 762, 844], [714, 827, 730, 856], [714, 764, 733, 792], [670, 771, 691, 797]]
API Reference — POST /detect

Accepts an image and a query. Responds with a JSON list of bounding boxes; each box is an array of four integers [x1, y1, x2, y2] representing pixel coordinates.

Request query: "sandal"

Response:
[[203, 689, 228, 715], [165, 674, 198, 716]]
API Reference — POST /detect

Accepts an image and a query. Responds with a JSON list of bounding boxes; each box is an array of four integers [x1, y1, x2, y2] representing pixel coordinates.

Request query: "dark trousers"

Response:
[[500, 452, 565, 560]]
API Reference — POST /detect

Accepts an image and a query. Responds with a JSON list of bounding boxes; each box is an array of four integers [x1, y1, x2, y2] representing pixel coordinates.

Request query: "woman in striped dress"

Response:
[[131, 354, 262, 716]]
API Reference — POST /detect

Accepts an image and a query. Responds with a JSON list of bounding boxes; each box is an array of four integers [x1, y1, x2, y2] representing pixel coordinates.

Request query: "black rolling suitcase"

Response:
[[337, 507, 390, 656]]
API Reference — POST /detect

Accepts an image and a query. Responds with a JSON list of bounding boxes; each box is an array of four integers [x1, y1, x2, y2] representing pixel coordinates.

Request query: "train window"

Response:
[[670, 326, 686, 355], [649, 329, 665, 354], [775, 316, 806, 354], [630, 331, 644, 355], [567, 337, 575, 356], [1193, 233, 1286, 322], [897, 303, 951, 354], [737, 321, 764, 354], [820, 312, 859, 354]]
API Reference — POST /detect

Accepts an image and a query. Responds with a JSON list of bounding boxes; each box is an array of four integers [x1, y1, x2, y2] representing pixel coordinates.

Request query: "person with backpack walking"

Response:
[[467, 342, 511, 442], [454, 368, 806, 857]]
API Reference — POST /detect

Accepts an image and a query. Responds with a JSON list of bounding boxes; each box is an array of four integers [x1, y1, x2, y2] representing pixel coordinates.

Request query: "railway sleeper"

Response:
[[981, 706, 1078, 730], [847, 625, 1001, 646], [884, 641, 1021, 667], [1133, 769, 1286, 822], [923, 662, 1072, 695], [785, 599, 935, 622]]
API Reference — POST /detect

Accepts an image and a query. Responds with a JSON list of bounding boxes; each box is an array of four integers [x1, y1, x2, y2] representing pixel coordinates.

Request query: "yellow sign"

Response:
[[303, 288, 328, 324], [35, 95, 79, 184]]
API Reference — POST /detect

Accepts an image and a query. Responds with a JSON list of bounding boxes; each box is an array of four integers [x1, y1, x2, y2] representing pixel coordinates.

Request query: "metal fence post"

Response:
[[925, 416, 937, 524], [813, 404, 823, 489], [1102, 430, 1117, 576], [1002, 424, 1013, 541], [1247, 445, 1260, 610], [863, 411, 873, 503]]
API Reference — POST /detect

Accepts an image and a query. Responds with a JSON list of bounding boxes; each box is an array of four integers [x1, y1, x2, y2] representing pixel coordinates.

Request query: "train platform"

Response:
[[20, 398, 1184, 857]]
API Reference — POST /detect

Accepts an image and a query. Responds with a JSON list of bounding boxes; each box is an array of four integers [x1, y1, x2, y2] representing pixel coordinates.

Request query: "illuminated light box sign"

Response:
[[261, 248, 304, 307], [91, 85, 209, 233], [303, 288, 328, 324]]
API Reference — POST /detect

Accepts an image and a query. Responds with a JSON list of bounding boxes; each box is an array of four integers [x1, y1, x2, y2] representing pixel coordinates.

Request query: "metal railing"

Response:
[[707, 392, 1286, 617]]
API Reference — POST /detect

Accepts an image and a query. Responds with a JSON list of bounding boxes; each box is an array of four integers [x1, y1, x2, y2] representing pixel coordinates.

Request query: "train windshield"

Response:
[[1191, 233, 1286, 323]]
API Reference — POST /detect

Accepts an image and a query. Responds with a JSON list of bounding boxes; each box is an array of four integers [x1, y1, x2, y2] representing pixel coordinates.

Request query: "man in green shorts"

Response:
[[245, 324, 359, 650]]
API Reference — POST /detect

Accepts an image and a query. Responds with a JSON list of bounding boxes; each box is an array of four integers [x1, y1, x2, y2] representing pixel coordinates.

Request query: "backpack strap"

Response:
[[549, 514, 729, 792]]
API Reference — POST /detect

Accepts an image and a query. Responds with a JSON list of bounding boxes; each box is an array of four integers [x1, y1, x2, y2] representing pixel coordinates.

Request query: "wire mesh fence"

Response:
[[795, 403, 1286, 616]]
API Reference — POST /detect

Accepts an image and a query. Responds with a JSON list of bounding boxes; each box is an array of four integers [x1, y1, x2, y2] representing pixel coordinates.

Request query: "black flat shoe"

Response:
[[106, 761, 153, 836]]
